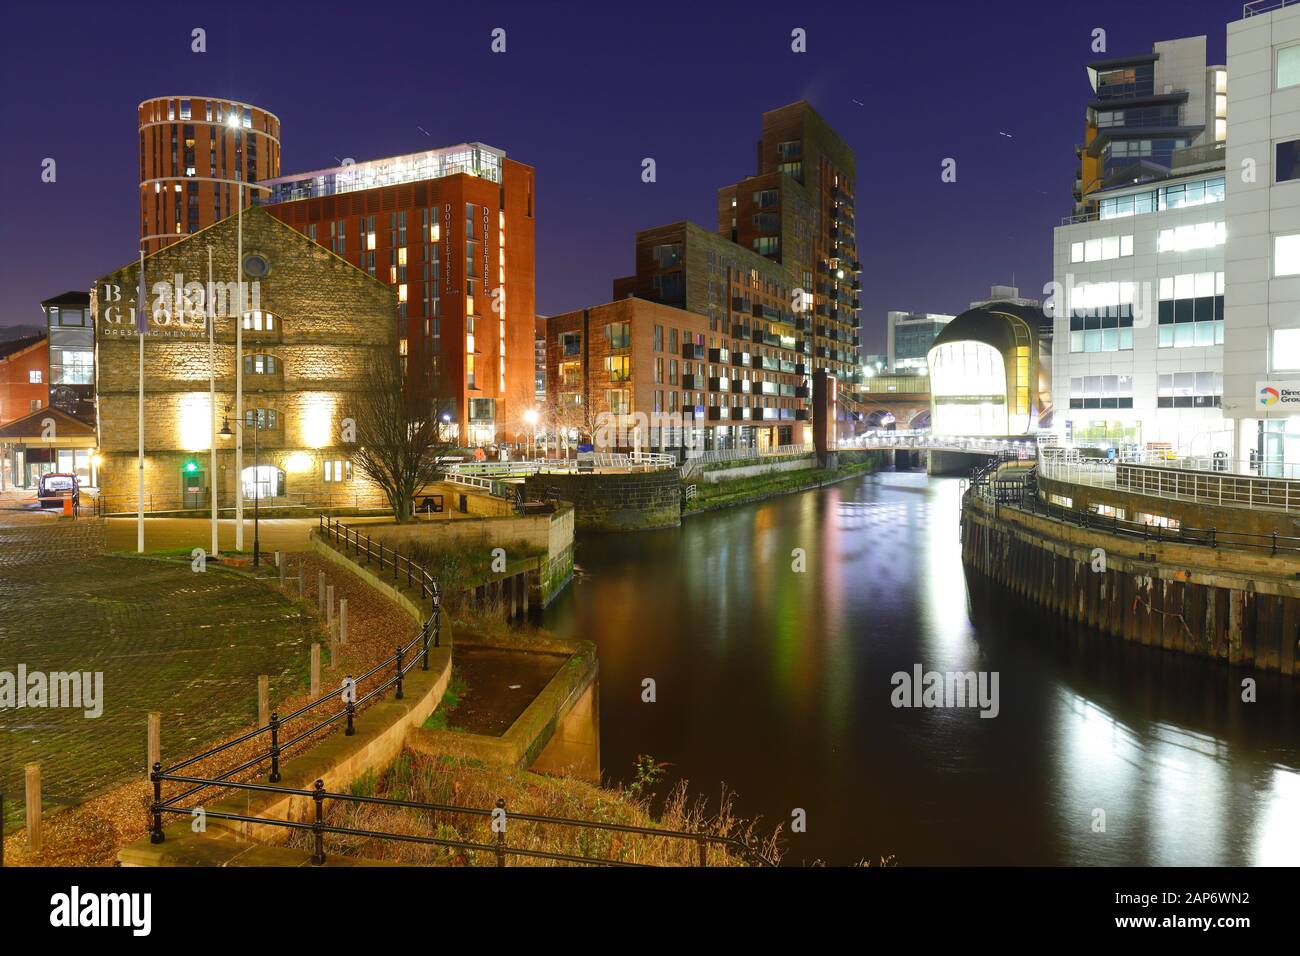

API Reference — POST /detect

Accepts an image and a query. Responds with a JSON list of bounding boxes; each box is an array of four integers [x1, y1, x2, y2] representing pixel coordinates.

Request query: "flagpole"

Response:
[[208, 245, 218, 557], [137, 248, 145, 554], [235, 184, 244, 553]]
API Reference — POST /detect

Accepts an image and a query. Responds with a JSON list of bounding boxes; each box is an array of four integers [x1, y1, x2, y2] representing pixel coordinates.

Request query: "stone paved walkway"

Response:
[[0, 510, 315, 831]]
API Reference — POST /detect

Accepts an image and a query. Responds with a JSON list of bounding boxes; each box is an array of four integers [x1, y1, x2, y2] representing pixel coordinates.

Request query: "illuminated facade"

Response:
[[1073, 37, 1225, 218], [139, 96, 281, 255], [260, 142, 536, 446], [927, 302, 1043, 437], [92, 206, 394, 509]]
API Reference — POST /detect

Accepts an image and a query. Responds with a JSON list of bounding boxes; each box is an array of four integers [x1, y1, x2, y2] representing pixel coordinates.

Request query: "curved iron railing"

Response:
[[149, 775, 775, 868]]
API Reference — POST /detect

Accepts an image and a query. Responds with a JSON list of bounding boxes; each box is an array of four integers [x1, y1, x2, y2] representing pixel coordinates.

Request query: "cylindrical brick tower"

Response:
[[138, 96, 281, 254]]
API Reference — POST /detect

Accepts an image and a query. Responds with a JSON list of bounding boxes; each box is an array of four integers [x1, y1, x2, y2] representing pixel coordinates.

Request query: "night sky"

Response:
[[0, 0, 1234, 350]]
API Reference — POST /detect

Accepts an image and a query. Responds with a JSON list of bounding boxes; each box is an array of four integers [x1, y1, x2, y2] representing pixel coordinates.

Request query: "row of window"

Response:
[[1066, 372, 1223, 409], [1099, 177, 1225, 220]]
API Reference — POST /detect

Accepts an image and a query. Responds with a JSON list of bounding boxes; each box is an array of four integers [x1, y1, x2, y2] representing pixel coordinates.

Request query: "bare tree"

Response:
[[349, 351, 449, 522]]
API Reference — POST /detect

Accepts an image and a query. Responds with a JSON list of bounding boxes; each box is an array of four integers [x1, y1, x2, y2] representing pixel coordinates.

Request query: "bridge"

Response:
[[838, 430, 1038, 457]]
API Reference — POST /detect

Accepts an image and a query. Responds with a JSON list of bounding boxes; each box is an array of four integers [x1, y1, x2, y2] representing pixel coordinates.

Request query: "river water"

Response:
[[542, 469, 1300, 866]]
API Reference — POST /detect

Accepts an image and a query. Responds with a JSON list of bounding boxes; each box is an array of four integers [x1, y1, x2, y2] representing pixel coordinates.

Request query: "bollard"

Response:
[[339, 599, 348, 645], [311, 643, 321, 698], [278, 552, 285, 585], [318, 571, 326, 614], [258, 675, 270, 726], [327, 584, 335, 631], [147, 712, 161, 778], [25, 763, 41, 854]]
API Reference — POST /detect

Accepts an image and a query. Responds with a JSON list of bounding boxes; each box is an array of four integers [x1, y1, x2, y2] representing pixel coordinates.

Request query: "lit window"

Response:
[[1275, 328, 1300, 370], [323, 459, 352, 482], [1280, 45, 1300, 90], [1275, 234, 1300, 276], [29, 370, 42, 384]]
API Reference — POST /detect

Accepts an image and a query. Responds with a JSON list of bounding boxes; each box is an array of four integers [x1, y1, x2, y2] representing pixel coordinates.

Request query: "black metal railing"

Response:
[[147, 775, 774, 868], [318, 515, 443, 602], [968, 480, 1300, 556], [94, 491, 391, 517], [145, 515, 441, 842]]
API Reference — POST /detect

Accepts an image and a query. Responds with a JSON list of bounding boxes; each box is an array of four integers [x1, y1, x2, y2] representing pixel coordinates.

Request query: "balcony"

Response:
[[708, 376, 730, 392], [708, 347, 729, 364], [731, 351, 751, 368], [683, 343, 704, 360], [734, 406, 751, 420], [794, 386, 809, 399], [731, 296, 749, 313], [707, 406, 730, 421], [734, 378, 752, 394], [795, 363, 808, 376], [682, 374, 698, 390], [731, 323, 750, 339], [795, 408, 810, 421]]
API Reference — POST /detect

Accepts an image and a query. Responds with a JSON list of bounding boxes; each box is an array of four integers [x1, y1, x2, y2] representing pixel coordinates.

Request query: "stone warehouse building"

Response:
[[92, 205, 395, 510]]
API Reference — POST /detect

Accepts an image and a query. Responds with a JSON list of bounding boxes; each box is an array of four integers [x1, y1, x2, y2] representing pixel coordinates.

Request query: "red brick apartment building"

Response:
[[0, 334, 49, 425], [139, 96, 281, 255], [578, 101, 859, 452], [261, 143, 536, 446]]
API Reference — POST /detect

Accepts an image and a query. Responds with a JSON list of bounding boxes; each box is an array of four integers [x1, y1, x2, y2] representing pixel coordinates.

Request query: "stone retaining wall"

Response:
[[523, 470, 680, 532]]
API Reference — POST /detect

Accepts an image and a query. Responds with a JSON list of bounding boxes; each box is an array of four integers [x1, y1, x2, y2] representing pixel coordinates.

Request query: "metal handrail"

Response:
[[967, 480, 1300, 555], [150, 516, 441, 815], [1038, 447, 1300, 513], [149, 775, 775, 867]]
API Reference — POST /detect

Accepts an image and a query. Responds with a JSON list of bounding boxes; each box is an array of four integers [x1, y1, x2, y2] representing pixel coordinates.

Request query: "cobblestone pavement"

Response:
[[0, 510, 315, 830]]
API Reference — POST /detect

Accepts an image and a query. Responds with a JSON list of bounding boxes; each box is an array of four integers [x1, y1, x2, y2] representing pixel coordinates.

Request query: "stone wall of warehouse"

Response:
[[92, 206, 398, 508], [523, 470, 680, 531]]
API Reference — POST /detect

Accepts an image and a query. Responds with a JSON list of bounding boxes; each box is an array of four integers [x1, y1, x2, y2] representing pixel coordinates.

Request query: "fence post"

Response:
[[345, 677, 356, 736], [326, 584, 335, 631], [311, 644, 321, 698], [421, 620, 430, 671], [495, 798, 507, 867], [394, 647, 404, 700], [258, 674, 270, 726], [318, 572, 326, 615], [310, 779, 326, 866], [365, 535, 372, 565], [24, 763, 40, 854], [278, 552, 285, 586], [339, 598, 348, 645], [149, 761, 165, 844], [147, 711, 160, 778], [697, 837, 708, 867], [298, 562, 304, 598], [269, 712, 281, 783]]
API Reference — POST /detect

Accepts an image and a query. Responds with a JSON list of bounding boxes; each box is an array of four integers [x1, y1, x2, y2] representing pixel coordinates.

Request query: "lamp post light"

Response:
[[219, 408, 264, 567]]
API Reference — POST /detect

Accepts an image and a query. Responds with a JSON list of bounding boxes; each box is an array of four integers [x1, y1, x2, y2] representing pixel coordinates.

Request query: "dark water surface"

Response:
[[542, 470, 1300, 866]]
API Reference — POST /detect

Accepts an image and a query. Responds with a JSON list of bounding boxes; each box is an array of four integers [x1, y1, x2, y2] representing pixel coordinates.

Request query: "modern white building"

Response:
[[1054, 36, 1230, 454], [1225, 2, 1300, 473]]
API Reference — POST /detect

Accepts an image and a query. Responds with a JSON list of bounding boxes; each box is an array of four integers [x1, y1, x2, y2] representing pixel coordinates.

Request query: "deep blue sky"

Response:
[[0, 0, 1234, 350]]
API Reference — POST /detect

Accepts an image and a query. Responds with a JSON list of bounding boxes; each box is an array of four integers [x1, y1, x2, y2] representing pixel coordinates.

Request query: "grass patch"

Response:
[[287, 748, 785, 867], [423, 671, 468, 731], [404, 538, 544, 607], [683, 451, 883, 513]]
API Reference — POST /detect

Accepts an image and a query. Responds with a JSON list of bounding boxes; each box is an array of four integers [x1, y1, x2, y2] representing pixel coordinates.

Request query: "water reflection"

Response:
[[543, 471, 1300, 865]]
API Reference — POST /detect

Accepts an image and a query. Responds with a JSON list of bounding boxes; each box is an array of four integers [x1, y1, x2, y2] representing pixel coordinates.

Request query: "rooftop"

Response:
[[259, 142, 507, 204]]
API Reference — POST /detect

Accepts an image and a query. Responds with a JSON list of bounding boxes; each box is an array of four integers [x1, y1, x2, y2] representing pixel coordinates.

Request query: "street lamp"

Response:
[[220, 408, 265, 566], [523, 408, 539, 460]]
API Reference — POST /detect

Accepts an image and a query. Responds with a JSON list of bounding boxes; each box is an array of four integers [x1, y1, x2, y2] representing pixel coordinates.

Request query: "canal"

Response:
[[542, 469, 1300, 866]]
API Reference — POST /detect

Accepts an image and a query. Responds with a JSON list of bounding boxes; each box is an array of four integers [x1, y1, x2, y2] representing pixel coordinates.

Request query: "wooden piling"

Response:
[[258, 674, 270, 726], [147, 712, 160, 778], [25, 763, 40, 853]]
